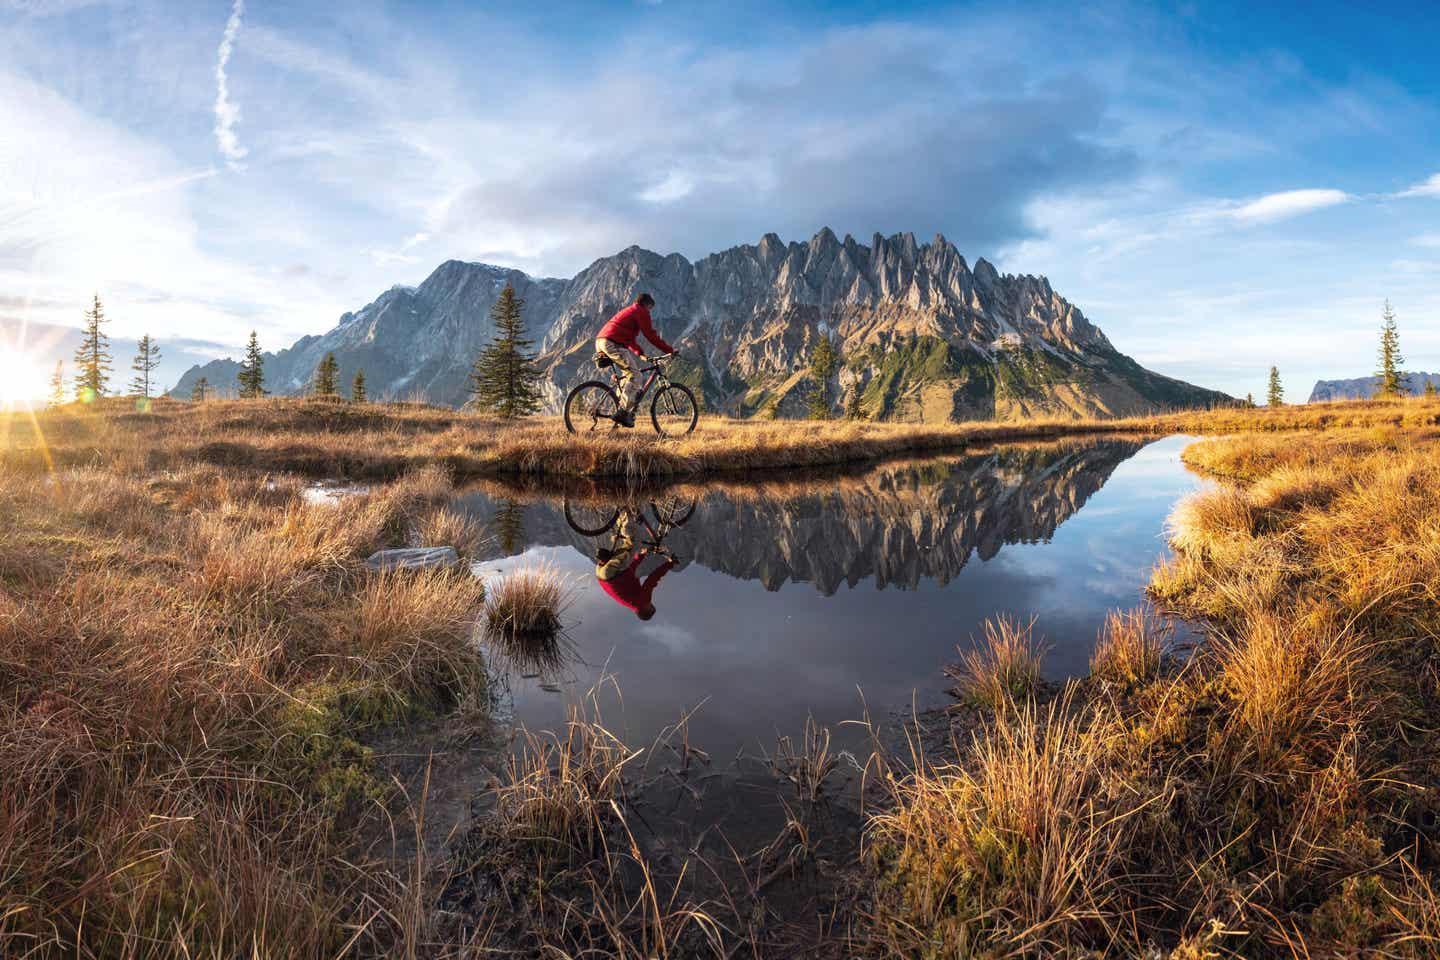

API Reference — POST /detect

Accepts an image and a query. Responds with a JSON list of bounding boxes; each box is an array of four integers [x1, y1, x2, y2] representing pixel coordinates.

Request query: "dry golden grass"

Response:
[[867, 425, 1440, 957], [483, 561, 568, 644], [8, 394, 1440, 482], [868, 693, 1136, 956], [1089, 608, 1168, 689], [0, 459, 486, 958], [946, 615, 1047, 709]]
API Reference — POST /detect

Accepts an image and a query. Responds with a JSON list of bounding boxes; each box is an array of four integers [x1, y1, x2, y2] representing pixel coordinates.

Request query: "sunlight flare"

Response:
[[0, 347, 49, 409]]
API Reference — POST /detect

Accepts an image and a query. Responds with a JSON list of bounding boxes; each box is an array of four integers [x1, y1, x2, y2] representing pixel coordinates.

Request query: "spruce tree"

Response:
[[128, 335, 162, 398], [312, 352, 339, 397], [1374, 300, 1404, 398], [1245, 392, 1255, 408], [1426, 378, 1438, 400], [845, 384, 866, 420], [237, 331, 268, 399], [808, 332, 837, 420], [72, 293, 113, 401], [492, 499, 526, 554], [1266, 366, 1284, 407], [352, 369, 367, 403], [191, 377, 210, 402], [467, 285, 542, 417], [48, 361, 65, 407]]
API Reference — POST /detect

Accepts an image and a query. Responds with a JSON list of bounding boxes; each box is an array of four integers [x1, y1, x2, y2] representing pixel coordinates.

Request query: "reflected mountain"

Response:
[[456, 437, 1147, 594]]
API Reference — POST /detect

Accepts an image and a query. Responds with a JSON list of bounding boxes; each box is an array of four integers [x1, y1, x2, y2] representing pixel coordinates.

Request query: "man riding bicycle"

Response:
[[595, 292, 674, 428]]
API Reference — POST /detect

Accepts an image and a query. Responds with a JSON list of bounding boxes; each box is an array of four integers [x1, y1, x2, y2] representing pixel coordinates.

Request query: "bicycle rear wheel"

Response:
[[565, 381, 622, 434], [650, 495, 697, 528], [650, 384, 698, 437]]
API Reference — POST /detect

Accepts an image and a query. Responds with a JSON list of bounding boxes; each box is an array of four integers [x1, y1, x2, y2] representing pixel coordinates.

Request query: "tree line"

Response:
[[1259, 300, 1432, 407]]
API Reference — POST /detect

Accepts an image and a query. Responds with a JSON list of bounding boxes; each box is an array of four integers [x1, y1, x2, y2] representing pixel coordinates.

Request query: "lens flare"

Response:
[[0, 347, 48, 409]]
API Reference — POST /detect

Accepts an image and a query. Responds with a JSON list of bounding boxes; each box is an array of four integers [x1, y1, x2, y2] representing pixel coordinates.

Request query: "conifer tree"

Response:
[[846, 384, 866, 420], [1426, 378, 1438, 400], [312, 352, 339, 397], [237, 331, 267, 399], [128, 335, 162, 398], [191, 377, 210, 402], [808, 332, 837, 420], [352, 368, 367, 403], [72, 293, 113, 401], [1374, 300, 1404, 398], [1266, 366, 1284, 407], [1245, 392, 1255, 408], [492, 499, 526, 554], [467, 285, 542, 417], [48, 361, 65, 407]]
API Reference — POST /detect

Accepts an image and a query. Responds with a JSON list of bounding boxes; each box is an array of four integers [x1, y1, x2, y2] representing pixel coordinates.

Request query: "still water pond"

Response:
[[458, 434, 1204, 760]]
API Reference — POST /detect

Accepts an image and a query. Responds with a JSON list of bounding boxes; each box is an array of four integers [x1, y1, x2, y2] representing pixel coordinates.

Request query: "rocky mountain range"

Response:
[[1308, 372, 1439, 402], [458, 437, 1145, 594], [171, 230, 1229, 420]]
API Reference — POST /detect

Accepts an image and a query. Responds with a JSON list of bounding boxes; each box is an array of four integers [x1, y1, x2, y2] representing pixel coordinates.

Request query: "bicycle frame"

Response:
[[610, 359, 668, 408]]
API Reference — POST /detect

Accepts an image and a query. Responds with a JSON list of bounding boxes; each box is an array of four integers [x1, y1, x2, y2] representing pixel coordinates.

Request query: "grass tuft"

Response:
[[947, 615, 1047, 709]]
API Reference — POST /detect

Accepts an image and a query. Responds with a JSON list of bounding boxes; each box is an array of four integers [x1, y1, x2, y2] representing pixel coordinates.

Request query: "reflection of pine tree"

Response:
[[491, 499, 526, 554]]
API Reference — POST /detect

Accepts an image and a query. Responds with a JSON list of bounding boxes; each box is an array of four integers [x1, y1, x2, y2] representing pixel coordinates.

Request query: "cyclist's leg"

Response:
[[595, 338, 637, 408]]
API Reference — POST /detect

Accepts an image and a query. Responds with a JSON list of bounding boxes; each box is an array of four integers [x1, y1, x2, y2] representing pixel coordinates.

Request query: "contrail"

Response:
[[213, 0, 247, 171]]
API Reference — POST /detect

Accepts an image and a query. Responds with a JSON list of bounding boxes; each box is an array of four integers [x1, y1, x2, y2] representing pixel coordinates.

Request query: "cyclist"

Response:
[[594, 509, 675, 621], [595, 292, 675, 427]]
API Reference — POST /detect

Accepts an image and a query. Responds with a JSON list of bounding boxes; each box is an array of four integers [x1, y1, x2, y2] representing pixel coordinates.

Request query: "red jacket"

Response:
[[598, 554, 675, 613], [598, 303, 674, 357]]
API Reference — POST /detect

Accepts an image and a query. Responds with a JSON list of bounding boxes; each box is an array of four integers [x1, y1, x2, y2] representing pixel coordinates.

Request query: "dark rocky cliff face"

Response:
[[171, 230, 1229, 419]]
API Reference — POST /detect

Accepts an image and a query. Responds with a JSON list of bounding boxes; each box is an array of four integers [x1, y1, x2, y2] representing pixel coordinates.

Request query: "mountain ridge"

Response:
[[1308, 372, 1439, 402], [170, 229, 1231, 420]]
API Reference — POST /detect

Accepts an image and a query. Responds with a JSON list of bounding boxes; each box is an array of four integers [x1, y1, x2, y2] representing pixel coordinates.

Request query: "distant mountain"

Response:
[[1308, 372, 1439, 402], [171, 229, 1230, 420]]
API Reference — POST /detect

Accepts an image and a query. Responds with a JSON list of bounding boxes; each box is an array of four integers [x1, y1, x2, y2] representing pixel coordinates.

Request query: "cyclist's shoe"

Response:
[[614, 407, 635, 428]]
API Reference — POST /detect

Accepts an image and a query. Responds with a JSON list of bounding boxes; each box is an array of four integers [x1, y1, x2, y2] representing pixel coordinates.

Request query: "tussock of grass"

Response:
[[483, 561, 568, 644], [415, 506, 484, 555], [1089, 608, 1168, 688], [868, 693, 1134, 956], [947, 615, 1047, 709], [495, 705, 638, 853]]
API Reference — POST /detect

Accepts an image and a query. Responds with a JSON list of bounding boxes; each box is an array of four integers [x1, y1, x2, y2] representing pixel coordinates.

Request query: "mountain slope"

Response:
[[171, 229, 1229, 419], [1308, 372, 1439, 402]]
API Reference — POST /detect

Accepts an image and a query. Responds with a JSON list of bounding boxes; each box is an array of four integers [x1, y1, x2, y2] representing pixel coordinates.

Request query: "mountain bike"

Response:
[[562, 494, 698, 553], [563, 352, 699, 436]]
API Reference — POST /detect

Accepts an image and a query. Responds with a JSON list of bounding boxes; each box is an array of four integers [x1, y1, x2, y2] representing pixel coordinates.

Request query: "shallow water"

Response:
[[460, 434, 1205, 761]]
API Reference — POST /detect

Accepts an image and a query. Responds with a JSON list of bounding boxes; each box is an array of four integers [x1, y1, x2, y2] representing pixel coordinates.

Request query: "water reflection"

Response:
[[464, 436, 1201, 759]]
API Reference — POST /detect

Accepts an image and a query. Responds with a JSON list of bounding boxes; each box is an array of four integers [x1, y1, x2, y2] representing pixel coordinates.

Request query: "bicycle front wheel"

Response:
[[563, 498, 620, 536], [565, 381, 622, 434], [650, 384, 698, 437]]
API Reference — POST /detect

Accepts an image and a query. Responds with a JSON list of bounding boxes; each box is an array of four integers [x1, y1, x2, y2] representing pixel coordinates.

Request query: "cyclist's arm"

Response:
[[638, 312, 674, 355]]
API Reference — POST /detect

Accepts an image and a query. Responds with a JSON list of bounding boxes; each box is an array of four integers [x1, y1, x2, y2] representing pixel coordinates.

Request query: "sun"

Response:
[[0, 347, 49, 409]]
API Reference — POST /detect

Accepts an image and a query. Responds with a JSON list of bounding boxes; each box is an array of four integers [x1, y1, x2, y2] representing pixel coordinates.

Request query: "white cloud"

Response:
[[213, 0, 247, 171], [1226, 188, 1350, 224], [1413, 233, 1440, 248], [1398, 172, 1440, 198]]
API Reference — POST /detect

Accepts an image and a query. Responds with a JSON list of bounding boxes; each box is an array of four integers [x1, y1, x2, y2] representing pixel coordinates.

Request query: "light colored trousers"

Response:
[[595, 337, 640, 407]]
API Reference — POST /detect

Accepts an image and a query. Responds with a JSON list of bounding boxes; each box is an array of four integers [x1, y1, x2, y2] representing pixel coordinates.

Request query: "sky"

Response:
[[1, 0, 1437, 400]]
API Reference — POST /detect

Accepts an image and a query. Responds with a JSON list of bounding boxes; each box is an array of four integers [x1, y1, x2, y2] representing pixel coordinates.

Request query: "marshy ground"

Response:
[[3, 398, 1440, 957]]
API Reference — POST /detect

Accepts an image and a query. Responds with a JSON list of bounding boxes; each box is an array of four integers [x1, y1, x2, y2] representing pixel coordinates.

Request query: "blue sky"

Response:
[[1, 0, 1437, 399]]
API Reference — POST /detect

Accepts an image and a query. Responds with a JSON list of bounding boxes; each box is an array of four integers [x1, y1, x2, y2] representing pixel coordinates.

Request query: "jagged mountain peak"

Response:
[[170, 229, 1229, 417]]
